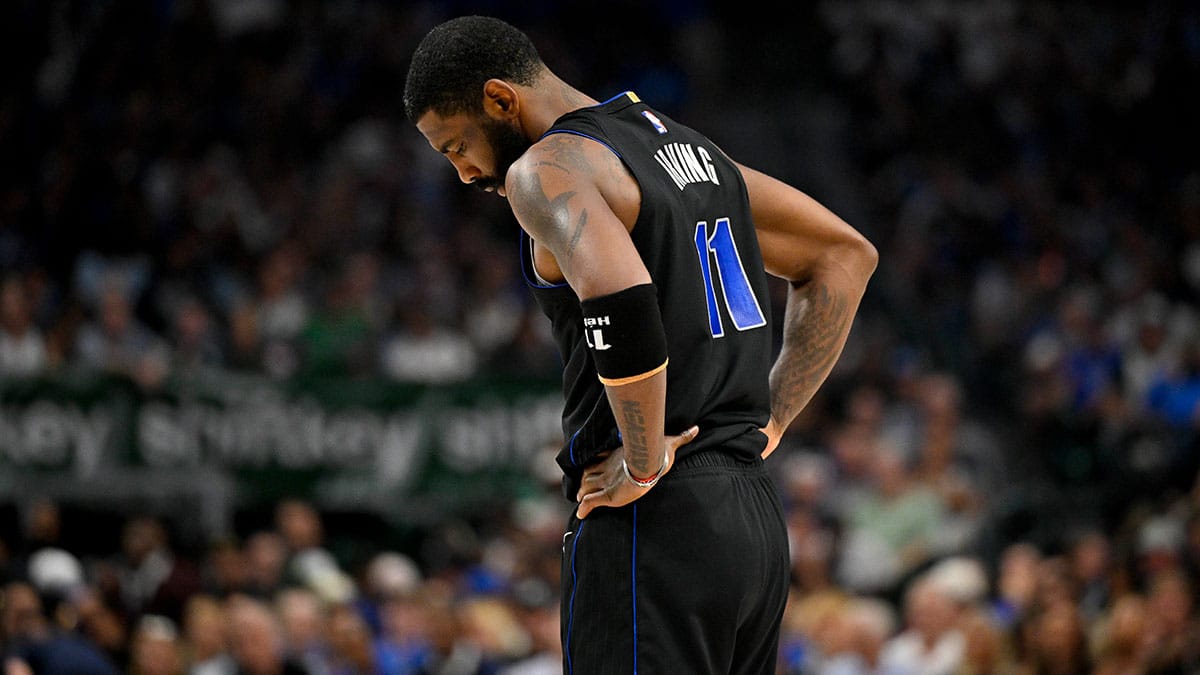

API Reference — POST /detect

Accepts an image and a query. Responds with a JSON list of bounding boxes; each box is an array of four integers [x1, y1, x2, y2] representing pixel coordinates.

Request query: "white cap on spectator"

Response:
[[291, 548, 357, 604], [135, 614, 179, 641], [1137, 515, 1184, 554], [366, 551, 422, 598], [925, 555, 989, 605], [26, 547, 84, 595]]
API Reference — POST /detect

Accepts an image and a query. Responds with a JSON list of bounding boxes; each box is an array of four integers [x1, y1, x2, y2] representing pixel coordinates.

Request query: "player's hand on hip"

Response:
[[576, 425, 699, 519], [759, 415, 784, 459]]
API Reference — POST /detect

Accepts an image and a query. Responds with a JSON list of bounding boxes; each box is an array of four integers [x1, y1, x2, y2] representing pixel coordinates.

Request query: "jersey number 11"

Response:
[[694, 218, 767, 338]]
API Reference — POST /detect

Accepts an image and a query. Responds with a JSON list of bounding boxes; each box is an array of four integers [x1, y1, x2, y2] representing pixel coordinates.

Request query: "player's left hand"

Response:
[[759, 415, 784, 459], [575, 425, 698, 519]]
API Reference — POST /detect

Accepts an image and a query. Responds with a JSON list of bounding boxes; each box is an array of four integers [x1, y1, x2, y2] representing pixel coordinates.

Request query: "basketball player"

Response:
[[404, 16, 877, 674]]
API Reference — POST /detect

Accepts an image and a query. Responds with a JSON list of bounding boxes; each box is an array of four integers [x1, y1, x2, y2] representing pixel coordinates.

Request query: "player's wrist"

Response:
[[621, 449, 669, 488]]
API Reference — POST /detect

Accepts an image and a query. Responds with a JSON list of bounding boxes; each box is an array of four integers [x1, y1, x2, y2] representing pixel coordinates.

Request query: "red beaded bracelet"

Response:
[[621, 450, 669, 488]]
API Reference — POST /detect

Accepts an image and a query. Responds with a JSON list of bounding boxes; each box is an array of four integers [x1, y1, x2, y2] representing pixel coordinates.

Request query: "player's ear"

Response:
[[482, 79, 520, 121]]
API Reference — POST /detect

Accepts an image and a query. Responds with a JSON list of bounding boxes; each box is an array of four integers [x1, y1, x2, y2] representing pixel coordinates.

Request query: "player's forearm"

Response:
[[604, 370, 668, 477], [768, 249, 874, 430]]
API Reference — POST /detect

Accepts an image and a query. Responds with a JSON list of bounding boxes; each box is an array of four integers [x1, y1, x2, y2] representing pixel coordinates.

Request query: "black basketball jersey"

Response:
[[519, 91, 772, 497]]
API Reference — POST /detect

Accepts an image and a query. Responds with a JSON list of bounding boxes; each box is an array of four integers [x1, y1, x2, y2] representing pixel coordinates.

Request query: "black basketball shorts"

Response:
[[559, 449, 790, 674]]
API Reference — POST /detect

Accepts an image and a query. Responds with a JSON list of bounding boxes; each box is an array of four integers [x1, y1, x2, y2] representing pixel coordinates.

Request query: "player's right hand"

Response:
[[575, 425, 699, 519]]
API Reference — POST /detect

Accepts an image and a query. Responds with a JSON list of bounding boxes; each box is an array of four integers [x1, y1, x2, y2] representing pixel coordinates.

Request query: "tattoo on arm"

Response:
[[617, 400, 651, 474], [565, 208, 588, 259], [769, 281, 850, 426], [509, 138, 592, 271]]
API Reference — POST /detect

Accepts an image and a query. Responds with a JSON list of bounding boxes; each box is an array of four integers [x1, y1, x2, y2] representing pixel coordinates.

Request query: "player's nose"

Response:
[[450, 157, 481, 185]]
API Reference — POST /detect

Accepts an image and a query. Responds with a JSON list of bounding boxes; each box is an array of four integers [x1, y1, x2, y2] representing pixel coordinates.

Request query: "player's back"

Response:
[[522, 91, 772, 495]]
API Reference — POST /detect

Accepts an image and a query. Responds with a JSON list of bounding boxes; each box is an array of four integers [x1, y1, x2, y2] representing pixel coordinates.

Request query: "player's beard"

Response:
[[475, 117, 529, 194]]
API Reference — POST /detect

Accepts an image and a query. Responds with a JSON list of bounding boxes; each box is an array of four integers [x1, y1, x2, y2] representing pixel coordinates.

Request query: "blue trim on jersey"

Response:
[[540, 129, 623, 160], [568, 427, 582, 466], [519, 230, 569, 289], [632, 504, 640, 674], [599, 91, 633, 105], [566, 522, 585, 675]]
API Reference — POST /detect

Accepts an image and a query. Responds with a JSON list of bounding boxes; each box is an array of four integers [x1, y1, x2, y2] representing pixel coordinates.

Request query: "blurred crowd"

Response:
[[2, 0, 1200, 674], [1, 496, 567, 675]]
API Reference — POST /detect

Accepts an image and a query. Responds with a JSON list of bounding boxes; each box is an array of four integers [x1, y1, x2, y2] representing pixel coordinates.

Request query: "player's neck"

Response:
[[520, 71, 598, 140]]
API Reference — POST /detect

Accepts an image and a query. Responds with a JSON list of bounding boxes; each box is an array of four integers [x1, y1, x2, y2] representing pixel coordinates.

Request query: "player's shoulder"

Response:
[[528, 132, 613, 171], [506, 132, 612, 195]]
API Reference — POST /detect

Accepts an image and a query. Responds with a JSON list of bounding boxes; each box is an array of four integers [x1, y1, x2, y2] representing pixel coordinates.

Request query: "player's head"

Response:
[[404, 16, 542, 123], [404, 16, 542, 195]]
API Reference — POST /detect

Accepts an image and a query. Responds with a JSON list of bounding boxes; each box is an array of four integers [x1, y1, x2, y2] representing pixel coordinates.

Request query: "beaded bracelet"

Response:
[[621, 450, 669, 488]]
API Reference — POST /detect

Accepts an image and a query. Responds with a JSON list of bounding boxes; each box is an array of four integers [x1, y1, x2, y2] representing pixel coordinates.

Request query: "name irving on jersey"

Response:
[[653, 142, 721, 191]]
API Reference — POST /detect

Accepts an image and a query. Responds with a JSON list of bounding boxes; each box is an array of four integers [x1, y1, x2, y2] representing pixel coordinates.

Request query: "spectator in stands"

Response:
[[253, 244, 310, 380], [274, 500, 354, 605], [498, 579, 560, 675], [129, 614, 185, 675], [1112, 292, 1183, 414], [225, 595, 312, 675], [1065, 529, 1114, 621], [454, 597, 529, 672], [296, 252, 380, 379], [181, 595, 234, 675], [225, 301, 264, 374], [74, 282, 170, 389], [1, 580, 121, 675], [812, 596, 897, 675], [353, 551, 422, 637], [169, 297, 225, 374], [243, 532, 289, 600], [0, 274, 48, 378], [462, 257, 525, 362], [989, 543, 1042, 631], [274, 588, 329, 675], [1134, 514, 1187, 587], [956, 608, 1015, 675], [1032, 556, 1079, 618], [379, 293, 478, 384], [837, 441, 947, 596], [325, 603, 379, 675], [1089, 593, 1150, 675], [112, 516, 203, 626], [200, 538, 251, 599], [482, 309, 560, 380], [1014, 600, 1091, 675], [374, 580, 437, 675], [879, 574, 966, 675], [10, 499, 64, 581], [1147, 342, 1200, 431], [1141, 568, 1200, 673], [71, 585, 131, 669]]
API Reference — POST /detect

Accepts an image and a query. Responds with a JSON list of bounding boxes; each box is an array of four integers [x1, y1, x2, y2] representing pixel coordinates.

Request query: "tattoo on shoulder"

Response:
[[540, 134, 589, 168], [509, 169, 589, 270]]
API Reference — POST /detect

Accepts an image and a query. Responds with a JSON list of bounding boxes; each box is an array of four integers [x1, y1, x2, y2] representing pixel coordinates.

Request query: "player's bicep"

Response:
[[508, 139, 649, 299], [736, 162, 874, 283]]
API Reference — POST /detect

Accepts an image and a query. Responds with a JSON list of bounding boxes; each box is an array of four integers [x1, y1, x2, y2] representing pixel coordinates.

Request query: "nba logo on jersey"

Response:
[[641, 110, 668, 134]]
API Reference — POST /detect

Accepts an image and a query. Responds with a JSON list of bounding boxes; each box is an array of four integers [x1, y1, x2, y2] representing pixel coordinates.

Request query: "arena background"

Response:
[[1, 1, 1198, 674]]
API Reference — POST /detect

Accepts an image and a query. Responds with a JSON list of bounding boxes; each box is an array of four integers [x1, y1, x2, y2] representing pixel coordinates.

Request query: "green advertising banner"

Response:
[[0, 371, 565, 536]]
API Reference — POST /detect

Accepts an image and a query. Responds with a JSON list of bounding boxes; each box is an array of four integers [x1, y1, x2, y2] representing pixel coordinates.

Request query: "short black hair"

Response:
[[403, 16, 543, 123]]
